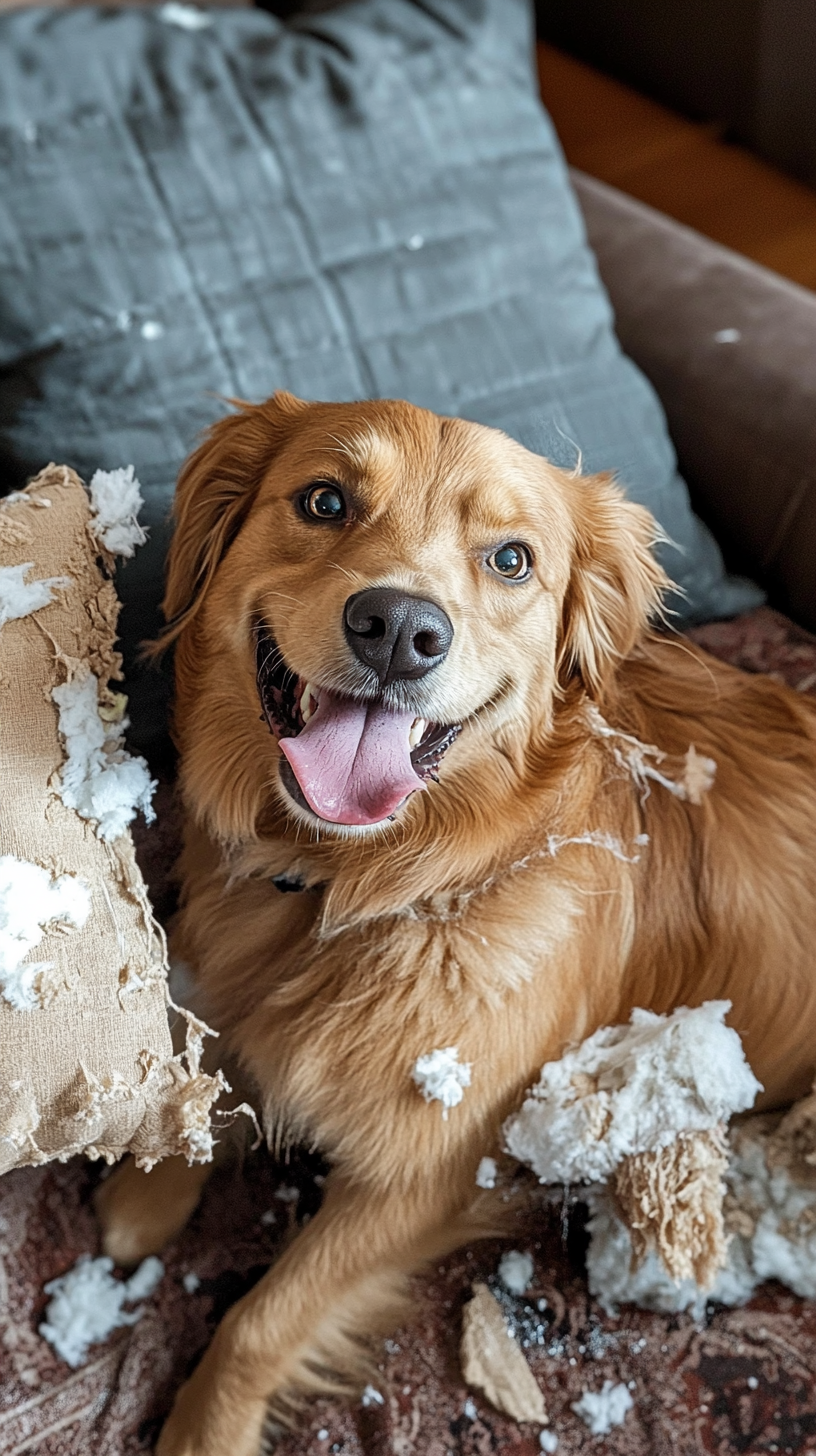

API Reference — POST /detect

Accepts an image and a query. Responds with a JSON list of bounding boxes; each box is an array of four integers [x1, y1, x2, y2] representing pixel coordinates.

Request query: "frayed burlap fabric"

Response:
[[1, 465, 225, 1174]]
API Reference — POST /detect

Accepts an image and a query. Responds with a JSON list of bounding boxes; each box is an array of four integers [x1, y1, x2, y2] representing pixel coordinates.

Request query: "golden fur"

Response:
[[98, 394, 816, 1456]]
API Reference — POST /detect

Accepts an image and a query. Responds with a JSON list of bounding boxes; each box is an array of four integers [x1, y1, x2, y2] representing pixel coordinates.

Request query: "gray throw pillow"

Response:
[[0, 0, 761, 751]]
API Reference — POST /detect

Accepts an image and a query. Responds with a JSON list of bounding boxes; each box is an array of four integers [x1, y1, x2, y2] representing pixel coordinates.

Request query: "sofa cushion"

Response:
[[0, 0, 761, 749], [0, 466, 225, 1174]]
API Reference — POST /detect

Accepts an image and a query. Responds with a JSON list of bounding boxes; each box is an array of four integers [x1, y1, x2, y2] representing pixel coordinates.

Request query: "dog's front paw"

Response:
[[95, 1155, 211, 1267], [157, 1374, 269, 1456]]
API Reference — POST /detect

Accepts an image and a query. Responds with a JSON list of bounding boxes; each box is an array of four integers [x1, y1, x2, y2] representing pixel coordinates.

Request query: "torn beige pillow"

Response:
[[1, 464, 225, 1174]]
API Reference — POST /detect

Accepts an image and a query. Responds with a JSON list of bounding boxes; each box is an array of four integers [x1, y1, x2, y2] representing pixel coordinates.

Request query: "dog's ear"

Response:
[[557, 471, 669, 697], [153, 391, 308, 652]]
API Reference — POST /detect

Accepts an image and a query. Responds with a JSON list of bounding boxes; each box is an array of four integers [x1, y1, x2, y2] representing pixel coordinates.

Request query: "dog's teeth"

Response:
[[300, 683, 317, 724], [409, 718, 426, 749]]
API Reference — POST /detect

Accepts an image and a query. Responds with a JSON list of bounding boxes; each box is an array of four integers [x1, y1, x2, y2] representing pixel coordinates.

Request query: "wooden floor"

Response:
[[537, 43, 816, 292]]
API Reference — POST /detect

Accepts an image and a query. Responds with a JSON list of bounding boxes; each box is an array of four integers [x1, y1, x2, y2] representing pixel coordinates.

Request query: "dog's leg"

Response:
[[95, 1153, 219, 1266], [156, 1168, 495, 1456]]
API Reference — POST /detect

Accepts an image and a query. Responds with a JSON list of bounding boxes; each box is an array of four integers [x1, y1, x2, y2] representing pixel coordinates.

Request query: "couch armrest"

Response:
[[572, 170, 816, 632]]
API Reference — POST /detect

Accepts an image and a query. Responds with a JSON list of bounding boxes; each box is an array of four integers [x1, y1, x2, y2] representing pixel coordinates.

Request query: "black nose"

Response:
[[343, 588, 453, 686]]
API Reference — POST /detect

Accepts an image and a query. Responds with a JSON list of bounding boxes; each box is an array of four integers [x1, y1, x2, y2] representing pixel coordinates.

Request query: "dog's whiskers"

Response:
[[326, 561, 361, 586]]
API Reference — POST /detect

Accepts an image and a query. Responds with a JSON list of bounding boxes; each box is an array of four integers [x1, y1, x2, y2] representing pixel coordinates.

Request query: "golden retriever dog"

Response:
[[97, 393, 816, 1456]]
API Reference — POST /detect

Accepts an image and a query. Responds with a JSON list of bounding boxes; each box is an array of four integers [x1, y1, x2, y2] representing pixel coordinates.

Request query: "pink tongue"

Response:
[[279, 691, 426, 826]]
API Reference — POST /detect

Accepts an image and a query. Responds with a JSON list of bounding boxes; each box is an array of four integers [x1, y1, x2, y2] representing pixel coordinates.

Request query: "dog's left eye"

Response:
[[300, 482, 347, 522], [487, 543, 531, 580]]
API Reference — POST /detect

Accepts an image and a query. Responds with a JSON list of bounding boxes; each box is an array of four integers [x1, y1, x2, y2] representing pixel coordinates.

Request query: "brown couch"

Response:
[[575, 171, 816, 635]]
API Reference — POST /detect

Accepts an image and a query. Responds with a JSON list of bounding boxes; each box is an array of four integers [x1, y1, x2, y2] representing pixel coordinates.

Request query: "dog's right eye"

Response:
[[486, 542, 532, 581], [299, 482, 348, 522]]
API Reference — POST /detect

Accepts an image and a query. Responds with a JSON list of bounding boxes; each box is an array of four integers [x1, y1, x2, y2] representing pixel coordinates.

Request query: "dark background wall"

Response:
[[535, 0, 816, 189]]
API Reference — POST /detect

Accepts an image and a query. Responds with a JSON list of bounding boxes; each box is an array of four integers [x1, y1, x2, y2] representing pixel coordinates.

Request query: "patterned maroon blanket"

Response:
[[2, 607, 816, 1456]]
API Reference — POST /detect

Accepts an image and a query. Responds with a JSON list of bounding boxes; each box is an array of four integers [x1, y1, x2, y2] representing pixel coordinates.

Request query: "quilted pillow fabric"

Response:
[[0, 0, 760, 749]]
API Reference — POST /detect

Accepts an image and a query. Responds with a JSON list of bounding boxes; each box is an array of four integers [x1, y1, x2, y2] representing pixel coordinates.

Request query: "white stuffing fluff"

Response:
[[88, 466, 147, 558], [584, 1120, 816, 1315], [584, 1187, 713, 1317], [539, 1432, 558, 1453], [0, 562, 70, 628], [412, 1046, 471, 1118], [723, 1129, 816, 1300], [498, 1249, 534, 1295], [39, 1253, 164, 1367], [476, 1155, 497, 1189], [572, 1381, 633, 1435], [361, 1384, 384, 1407], [0, 855, 91, 1011], [123, 1256, 164, 1301], [159, 1, 214, 27], [52, 668, 155, 841], [503, 1002, 761, 1184]]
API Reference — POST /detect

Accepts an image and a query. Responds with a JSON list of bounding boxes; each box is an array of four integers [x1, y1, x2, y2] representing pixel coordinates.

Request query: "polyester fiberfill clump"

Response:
[[412, 1046, 471, 1118], [572, 1381, 633, 1435], [52, 669, 155, 842], [584, 1114, 816, 1315], [0, 562, 70, 628], [88, 466, 147, 559], [39, 1253, 164, 1367], [0, 856, 91, 1011], [503, 1002, 761, 1184]]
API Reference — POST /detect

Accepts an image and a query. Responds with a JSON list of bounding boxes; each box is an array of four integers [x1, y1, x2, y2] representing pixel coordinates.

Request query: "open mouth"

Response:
[[255, 622, 461, 827]]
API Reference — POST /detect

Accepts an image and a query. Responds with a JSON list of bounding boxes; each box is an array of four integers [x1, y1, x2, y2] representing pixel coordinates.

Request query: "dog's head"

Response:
[[161, 393, 667, 841]]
